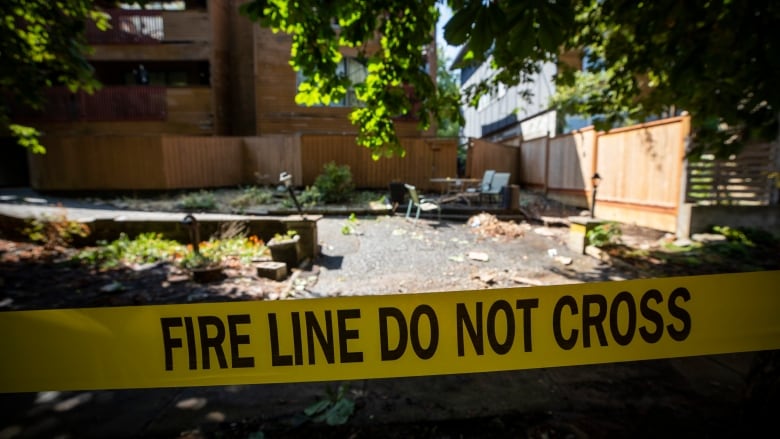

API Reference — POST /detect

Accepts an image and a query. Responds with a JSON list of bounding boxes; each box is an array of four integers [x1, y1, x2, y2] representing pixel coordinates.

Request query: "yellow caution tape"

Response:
[[1, 271, 779, 392]]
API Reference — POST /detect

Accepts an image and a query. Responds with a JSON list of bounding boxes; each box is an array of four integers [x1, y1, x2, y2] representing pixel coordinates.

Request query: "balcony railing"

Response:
[[86, 10, 163, 44], [13, 86, 167, 122]]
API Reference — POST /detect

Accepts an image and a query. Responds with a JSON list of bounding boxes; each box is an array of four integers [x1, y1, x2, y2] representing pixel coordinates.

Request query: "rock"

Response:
[[692, 233, 727, 243], [554, 255, 573, 265], [467, 251, 490, 262], [100, 281, 124, 293], [256, 261, 288, 281]]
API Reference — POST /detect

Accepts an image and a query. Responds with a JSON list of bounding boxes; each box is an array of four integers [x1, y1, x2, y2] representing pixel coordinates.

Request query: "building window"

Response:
[[296, 57, 367, 107]]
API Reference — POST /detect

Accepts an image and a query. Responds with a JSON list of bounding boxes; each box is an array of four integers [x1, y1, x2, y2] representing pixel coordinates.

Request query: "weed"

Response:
[[304, 384, 355, 426], [313, 162, 354, 203], [299, 186, 322, 207], [586, 221, 623, 248], [341, 213, 360, 235], [23, 211, 90, 249], [75, 233, 267, 270], [230, 186, 275, 210], [178, 190, 218, 211], [75, 233, 184, 269]]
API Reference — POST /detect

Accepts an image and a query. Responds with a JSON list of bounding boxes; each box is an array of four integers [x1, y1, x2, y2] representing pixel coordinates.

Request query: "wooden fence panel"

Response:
[[686, 142, 778, 206], [28, 136, 166, 190], [466, 138, 520, 185], [596, 119, 683, 208], [161, 136, 243, 188], [243, 135, 302, 186], [547, 129, 595, 191], [300, 136, 457, 191], [519, 137, 547, 187]]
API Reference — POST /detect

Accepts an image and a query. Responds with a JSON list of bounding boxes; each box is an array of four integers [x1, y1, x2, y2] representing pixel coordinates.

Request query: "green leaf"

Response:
[[303, 399, 331, 417]]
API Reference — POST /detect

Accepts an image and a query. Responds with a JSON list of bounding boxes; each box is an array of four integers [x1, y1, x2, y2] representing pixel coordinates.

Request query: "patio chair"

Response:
[[404, 184, 441, 223], [461, 170, 495, 204], [480, 172, 510, 205]]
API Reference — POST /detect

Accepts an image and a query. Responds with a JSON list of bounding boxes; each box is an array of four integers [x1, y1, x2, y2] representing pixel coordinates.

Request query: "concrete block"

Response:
[[256, 261, 288, 281], [568, 217, 606, 254]]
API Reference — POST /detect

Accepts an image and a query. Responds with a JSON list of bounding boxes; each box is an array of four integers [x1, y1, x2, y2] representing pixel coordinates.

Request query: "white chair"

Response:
[[404, 184, 441, 223]]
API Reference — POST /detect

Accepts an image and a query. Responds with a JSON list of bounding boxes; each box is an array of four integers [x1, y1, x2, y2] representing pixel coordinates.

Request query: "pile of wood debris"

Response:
[[466, 213, 529, 239]]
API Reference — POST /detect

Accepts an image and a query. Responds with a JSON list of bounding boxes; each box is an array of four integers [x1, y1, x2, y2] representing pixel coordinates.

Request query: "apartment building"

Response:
[[9, 1, 438, 190]]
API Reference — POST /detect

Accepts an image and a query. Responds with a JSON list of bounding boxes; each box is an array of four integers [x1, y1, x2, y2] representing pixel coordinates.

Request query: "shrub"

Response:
[[23, 212, 90, 249], [586, 221, 623, 248], [178, 190, 217, 211], [230, 186, 275, 210], [313, 162, 354, 203]]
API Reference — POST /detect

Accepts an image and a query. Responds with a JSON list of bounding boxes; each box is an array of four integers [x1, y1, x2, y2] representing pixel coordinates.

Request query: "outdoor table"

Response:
[[429, 177, 481, 195]]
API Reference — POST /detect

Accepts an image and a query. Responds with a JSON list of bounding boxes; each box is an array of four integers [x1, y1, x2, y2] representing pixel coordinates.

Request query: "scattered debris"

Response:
[[99, 281, 124, 293], [467, 251, 490, 262], [511, 276, 546, 286], [448, 254, 465, 262], [534, 227, 557, 237], [467, 213, 527, 239], [472, 269, 498, 284], [554, 255, 573, 265]]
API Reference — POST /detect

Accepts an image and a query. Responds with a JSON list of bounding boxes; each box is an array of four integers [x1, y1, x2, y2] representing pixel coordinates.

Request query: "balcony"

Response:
[[87, 10, 164, 44], [13, 86, 167, 122], [86, 9, 211, 45]]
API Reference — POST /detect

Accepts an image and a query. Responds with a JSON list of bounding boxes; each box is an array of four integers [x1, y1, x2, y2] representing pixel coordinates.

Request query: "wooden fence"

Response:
[[27, 134, 457, 192], [300, 135, 457, 191], [686, 143, 778, 206], [468, 113, 780, 233], [468, 116, 690, 232]]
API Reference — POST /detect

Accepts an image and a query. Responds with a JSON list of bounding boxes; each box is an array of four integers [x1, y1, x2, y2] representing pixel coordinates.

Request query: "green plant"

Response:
[[304, 384, 355, 426], [586, 222, 623, 248], [74, 232, 184, 269], [74, 233, 267, 270], [299, 186, 322, 207], [270, 230, 298, 243], [178, 190, 217, 211], [341, 213, 359, 235], [313, 162, 354, 203], [230, 186, 275, 210], [23, 212, 90, 249]]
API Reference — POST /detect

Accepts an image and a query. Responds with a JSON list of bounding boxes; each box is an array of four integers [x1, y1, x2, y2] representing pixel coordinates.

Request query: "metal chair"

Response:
[[480, 172, 510, 205], [461, 170, 495, 202], [404, 184, 441, 223]]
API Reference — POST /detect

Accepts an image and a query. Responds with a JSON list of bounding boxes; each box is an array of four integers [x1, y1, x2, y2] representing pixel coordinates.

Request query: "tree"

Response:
[[0, 0, 108, 153], [435, 50, 461, 138], [242, 0, 779, 159]]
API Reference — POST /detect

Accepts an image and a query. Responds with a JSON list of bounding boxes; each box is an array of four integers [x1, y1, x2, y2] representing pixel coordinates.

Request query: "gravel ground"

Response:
[[309, 213, 637, 298]]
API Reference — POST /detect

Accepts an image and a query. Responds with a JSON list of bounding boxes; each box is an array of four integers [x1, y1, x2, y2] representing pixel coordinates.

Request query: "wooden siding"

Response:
[[161, 11, 212, 43], [88, 42, 211, 61], [252, 27, 433, 138]]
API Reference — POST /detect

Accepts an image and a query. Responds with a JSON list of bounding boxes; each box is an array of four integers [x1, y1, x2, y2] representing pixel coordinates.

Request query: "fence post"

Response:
[[675, 115, 693, 237], [543, 133, 550, 194]]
